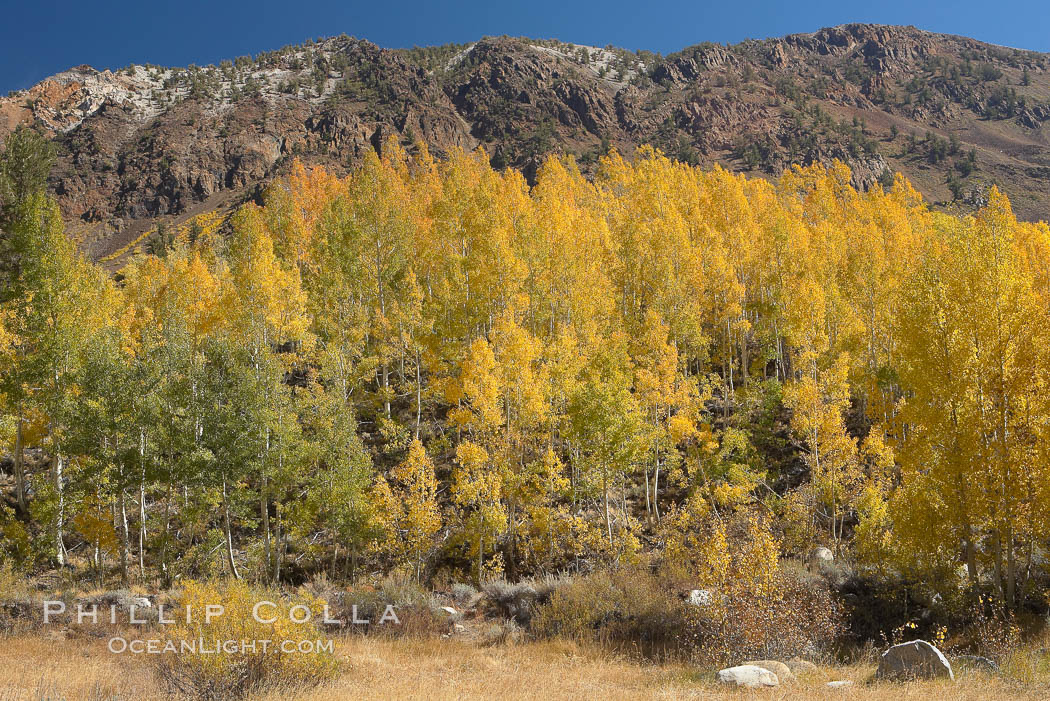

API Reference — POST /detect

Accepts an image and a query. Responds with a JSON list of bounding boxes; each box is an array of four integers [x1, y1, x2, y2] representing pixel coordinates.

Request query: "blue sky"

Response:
[[3, 0, 1049, 93]]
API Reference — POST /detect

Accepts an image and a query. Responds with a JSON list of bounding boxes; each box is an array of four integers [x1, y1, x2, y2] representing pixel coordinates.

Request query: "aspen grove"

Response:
[[2, 130, 1050, 613]]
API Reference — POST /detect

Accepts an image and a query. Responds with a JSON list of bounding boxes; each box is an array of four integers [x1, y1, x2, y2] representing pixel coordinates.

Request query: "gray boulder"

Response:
[[87, 590, 153, 613], [875, 640, 954, 681], [827, 680, 854, 689], [717, 665, 779, 688]]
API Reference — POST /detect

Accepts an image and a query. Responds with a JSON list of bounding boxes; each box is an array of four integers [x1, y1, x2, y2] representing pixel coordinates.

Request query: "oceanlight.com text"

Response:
[[106, 637, 335, 655]]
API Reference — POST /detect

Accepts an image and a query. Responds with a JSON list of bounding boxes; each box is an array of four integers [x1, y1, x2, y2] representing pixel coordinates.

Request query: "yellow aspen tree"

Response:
[[567, 341, 643, 549], [894, 213, 984, 586], [631, 309, 696, 520], [451, 440, 507, 582], [737, 515, 782, 601], [784, 353, 861, 553], [527, 155, 614, 340], [228, 204, 310, 579], [0, 308, 24, 512], [894, 190, 1050, 606], [490, 311, 548, 576], [516, 448, 571, 572], [388, 439, 442, 582]]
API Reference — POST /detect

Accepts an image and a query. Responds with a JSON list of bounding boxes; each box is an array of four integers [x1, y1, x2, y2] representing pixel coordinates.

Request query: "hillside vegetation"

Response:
[[1, 125, 1050, 671]]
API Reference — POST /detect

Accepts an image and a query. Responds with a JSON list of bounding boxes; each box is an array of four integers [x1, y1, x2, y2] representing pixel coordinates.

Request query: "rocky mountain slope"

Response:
[[4, 24, 1050, 262]]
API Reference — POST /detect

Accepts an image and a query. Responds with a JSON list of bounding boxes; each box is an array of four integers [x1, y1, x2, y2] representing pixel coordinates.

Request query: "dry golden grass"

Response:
[[0, 636, 166, 701], [0, 633, 1046, 700], [270, 637, 1050, 701]]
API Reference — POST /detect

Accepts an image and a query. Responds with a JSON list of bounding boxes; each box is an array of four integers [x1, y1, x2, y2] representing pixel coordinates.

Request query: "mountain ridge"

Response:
[[4, 23, 1050, 264]]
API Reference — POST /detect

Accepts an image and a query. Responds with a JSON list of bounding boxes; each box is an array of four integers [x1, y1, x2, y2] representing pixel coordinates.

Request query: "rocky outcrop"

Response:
[[445, 37, 622, 175], [18, 38, 476, 246], [4, 22, 1050, 260], [784, 24, 934, 74]]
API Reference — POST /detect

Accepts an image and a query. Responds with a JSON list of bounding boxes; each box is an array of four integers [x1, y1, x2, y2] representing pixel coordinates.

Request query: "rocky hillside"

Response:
[[4, 24, 1050, 261]]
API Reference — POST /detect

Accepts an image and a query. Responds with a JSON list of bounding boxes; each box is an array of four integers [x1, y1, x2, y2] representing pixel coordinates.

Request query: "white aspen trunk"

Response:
[[13, 416, 26, 512], [653, 456, 661, 522], [415, 350, 422, 439], [53, 453, 65, 567], [272, 507, 282, 583], [138, 429, 147, 577], [644, 466, 651, 516], [120, 490, 130, 585], [223, 478, 241, 580], [261, 473, 271, 577], [603, 471, 612, 544]]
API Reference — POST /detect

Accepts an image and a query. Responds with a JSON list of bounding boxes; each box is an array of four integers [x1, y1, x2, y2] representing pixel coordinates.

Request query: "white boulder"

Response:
[[717, 665, 779, 688], [685, 589, 714, 606]]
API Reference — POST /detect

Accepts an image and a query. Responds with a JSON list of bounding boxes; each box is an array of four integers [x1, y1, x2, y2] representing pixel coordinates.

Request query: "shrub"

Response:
[[0, 560, 30, 600], [450, 582, 478, 604], [0, 507, 33, 568], [531, 568, 692, 659], [0, 561, 35, 635], [688, 567, 843, 664], [482, 577, 563, 626], [534, 515, 843, 664], [680, 517, 844, 664], [321, 575, 444, 638], [945, 594, 1024, 663], [154, 579, 338, 700]]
